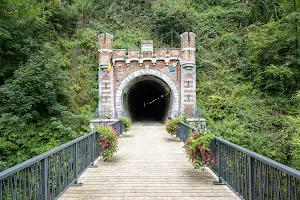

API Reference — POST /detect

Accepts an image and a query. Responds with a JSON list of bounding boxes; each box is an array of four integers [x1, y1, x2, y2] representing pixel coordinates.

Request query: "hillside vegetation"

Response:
[[0, 0, 299, 171]]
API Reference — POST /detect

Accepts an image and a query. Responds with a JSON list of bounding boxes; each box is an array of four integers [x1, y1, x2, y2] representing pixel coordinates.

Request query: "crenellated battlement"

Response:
[[98, 33, 113, 51], [110, 48, 183, 67], [98, 32, 196, 69]]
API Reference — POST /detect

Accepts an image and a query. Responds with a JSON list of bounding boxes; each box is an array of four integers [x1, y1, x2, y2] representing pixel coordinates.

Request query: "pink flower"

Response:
[[205, 155, 209, 161], [191, 150, 194, 156], [198, 145, 202, 150], [99, 151, 102, 155], [210, 157, 216, 163], [98, 137, 103, 142], [210, 148, 213, 153], [201, 148, 205, 153]]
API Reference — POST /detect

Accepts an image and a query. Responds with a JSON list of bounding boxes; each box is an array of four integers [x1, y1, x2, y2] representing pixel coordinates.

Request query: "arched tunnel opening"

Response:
[[123, 76, 172, 122]]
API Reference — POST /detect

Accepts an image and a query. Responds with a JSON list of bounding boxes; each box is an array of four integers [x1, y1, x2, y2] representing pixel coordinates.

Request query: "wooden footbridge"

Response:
[[0, 120, 299, 200], [60, 124, 238, 200]]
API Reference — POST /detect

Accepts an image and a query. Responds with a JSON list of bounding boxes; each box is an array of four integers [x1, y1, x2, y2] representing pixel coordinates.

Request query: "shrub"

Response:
[[118, 117, 131, 132], [97, 126, 118, 161], [166, 118, 180, 136], [185, 129, 215, 169]]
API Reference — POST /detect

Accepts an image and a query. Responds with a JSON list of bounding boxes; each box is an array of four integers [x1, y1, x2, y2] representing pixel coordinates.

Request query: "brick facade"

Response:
[[98, 32, 196, 119]]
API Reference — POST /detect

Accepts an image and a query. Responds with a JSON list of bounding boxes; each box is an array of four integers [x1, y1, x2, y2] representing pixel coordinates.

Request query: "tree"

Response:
[[0, 46, 67, 122]]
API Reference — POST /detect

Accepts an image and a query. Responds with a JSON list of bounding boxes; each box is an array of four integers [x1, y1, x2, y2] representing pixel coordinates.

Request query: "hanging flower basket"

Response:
[[97, 126, 119, 161], [166, 118, 180, 137], [184, 129, 216, 169]]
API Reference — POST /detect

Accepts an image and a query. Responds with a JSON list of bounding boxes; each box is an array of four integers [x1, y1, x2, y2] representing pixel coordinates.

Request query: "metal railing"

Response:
[[110, 120, 125, 137], [0, 121, 125, 200], [175, 122, 196, 143], [176, 122, 300, 200]]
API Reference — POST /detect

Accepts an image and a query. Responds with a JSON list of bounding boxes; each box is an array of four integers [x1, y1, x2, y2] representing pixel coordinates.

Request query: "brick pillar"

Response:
[[98, 33, 115, 119], [180, 32, 196, 118]]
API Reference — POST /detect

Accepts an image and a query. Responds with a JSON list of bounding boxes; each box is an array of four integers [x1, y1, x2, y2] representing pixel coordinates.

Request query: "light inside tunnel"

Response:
[[124, 77, 171, 122]]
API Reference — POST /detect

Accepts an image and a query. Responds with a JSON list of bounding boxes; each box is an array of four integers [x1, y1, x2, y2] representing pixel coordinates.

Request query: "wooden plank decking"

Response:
[[60, 123, 239, 200]]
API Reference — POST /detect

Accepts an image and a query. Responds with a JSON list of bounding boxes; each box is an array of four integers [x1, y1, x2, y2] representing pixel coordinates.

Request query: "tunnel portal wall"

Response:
[[98, 32, 196, 120]]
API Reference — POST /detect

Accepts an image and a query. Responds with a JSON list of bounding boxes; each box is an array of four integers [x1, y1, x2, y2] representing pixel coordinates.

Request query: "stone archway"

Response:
[[115, 69, 179, 119]]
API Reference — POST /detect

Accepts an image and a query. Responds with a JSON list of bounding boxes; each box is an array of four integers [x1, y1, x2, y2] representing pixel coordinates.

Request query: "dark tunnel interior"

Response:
[[126, 80, 171, 122]]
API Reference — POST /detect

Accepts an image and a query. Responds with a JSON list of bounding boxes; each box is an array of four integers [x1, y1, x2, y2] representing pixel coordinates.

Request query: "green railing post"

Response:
[[217, 142, 223, 183], [90, 133, 98, 168], [74, 143, 78, 184], [214, 141, 225, 185], [249, 156, 255, 200], [91, 135, 95, 165], [41, 158, 48, 200]]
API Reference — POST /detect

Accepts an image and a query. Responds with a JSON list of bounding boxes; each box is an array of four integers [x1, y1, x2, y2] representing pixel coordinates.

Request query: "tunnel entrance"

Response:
[[124, 76, 171, 122]]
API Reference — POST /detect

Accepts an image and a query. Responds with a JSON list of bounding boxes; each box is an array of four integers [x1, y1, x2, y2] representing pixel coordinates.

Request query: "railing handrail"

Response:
[[179, 122, 197, 131], [215, 136, 300, 179], [0, 130, 98, 180], [177, 122, 300, 179], [176, 121, 300, 200], [1, 120, 126, 200], [109, 121, 119, 126]]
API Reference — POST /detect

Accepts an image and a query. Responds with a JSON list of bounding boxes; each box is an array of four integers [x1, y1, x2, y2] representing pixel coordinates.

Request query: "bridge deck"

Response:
[[60, 124, 239, 200]]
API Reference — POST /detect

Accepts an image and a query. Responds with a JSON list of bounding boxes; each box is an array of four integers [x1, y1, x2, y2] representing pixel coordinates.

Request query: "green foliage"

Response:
[[246, 17, 299, 94], [0, 111, 91, 171], [113, 29, 151, 49], [0, 47, 67, 121], [97, 126, 118, 161], [1, 0, 300, 172], [0, 0, 51, 82], [249, 0, 282, 23], [118, 117, 131, 132], [194, 0, 300, 169], [184, 129, 215, 169], [166, 119, 180, 136], [151, 0, 196, 46], [0, 0, 98, 171]]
